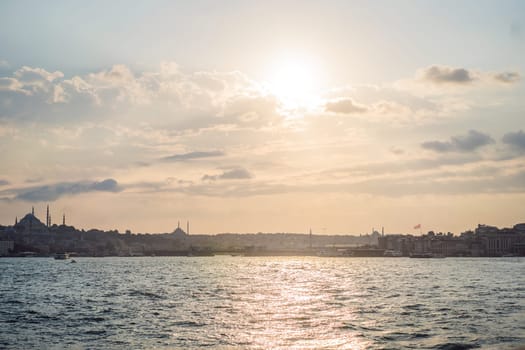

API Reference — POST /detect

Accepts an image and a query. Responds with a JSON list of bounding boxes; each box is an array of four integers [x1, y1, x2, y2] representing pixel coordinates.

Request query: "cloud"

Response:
[[160, 151, 224, 162], [502, 130, 525, 151], [389, 147, 405, 155], [0, 77, 29, 94], [14, 66, 63, 84], [0, 179, 9, 186], [25, 178, 44, 184], [161, 163, 525, 198], [93, 64, 134, 83], [323, 86, 443, 124], [0, 60, 9, 69], [221, 94, 281, 127], [341, 167, 525, 197], [202, 168, 252, 181], [0, 62, 279, 131], [415, 65, 520, 87], [7, 179, 121, 202], [421, 130, 494, 153], [419, 65, 476, 84], [493, 71, 521, 83], [325, 98, 368, 114]]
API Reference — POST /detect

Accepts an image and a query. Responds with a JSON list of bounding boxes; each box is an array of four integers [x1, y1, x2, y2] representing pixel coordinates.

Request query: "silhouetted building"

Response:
[[0, 240, 14, 256]]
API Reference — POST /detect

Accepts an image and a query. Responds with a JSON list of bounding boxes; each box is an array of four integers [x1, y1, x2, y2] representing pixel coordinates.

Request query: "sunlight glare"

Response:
[[265, 56, 321, 109]]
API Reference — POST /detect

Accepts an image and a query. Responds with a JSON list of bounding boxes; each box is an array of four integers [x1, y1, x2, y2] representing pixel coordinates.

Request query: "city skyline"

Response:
[[1, 1, 525, 234]]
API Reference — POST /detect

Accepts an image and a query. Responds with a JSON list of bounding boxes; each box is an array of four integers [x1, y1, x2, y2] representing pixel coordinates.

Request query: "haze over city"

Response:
[[1, 0, 524, 234]]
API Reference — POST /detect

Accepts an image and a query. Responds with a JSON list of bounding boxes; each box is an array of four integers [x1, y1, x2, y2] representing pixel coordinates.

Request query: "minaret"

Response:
[[32, 206, 34, 216], [46, 205, 50, 227], [382, 227, 384, 236], [63, 213, 65, 226], [15, 216, 18, 226], [187, 221, 190, 235]]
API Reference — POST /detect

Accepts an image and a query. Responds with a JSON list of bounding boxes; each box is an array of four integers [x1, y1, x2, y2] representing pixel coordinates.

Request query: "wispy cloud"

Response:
[[1, 179, 121, 202], [158, 163, 525, 198], [202, 167, 253, 181], [160, 151, 225, 162]]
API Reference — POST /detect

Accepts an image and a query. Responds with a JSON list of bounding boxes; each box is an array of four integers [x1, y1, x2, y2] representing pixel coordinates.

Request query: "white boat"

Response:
[[383, 250, 403, 257], [54, 253, 70, 260]]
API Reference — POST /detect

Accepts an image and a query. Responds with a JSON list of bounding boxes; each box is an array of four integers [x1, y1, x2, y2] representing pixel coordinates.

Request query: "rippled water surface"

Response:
[[1, 257, 524, 349]]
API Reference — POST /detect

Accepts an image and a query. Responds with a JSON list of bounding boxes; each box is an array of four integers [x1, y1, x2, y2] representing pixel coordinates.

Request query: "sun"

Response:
[[265, 56, 321, 109]]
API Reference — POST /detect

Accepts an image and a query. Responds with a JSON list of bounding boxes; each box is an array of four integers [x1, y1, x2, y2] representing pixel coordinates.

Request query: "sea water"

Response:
[[1, 256, 524, 349]]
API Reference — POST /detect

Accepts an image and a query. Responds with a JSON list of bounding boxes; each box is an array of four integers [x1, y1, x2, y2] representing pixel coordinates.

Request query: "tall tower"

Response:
[[31, 206, 34, 216], [15, 216, 18, 226], [46, 205, 50, 227], [382, 227, 384, 236], [187, 220, 190, 235], [63, 213, 65, 226]]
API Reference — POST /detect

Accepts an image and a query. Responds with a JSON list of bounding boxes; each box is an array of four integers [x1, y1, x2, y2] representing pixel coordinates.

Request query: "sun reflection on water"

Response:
[[229, 258, 371, 349], [3, 257, 523, 348]]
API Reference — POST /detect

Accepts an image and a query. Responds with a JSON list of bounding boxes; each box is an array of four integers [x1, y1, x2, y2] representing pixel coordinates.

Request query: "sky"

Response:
[[1, 0, 524, 234]]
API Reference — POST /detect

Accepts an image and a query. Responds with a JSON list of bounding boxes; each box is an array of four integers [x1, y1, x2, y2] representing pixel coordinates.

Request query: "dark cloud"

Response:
[[493, 71, 521, 83], [0, 179, 9, 186], [421, 140, 454, 153], [420, 65, 475, 84], [202, 168, 252, 181], [325, 98, 368, 114], [12, 179, 121, 202], [451, 130, 495, 151], [160, 151, 224, 162], [502, 130, 525, 151], [421, 130, 494, 153]]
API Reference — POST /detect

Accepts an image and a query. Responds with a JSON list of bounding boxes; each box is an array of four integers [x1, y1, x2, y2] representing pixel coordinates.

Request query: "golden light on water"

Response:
[[227, 258, 371, 349]]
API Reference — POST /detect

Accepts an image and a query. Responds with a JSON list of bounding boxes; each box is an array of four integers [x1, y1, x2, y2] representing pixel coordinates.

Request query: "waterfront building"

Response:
[[0, 240, 14, 256], [477, 227, 523, 256]]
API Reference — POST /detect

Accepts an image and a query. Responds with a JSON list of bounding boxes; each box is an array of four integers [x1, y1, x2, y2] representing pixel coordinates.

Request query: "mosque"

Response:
[[14, 205, 66, 234], [172, 220, 190, 237]]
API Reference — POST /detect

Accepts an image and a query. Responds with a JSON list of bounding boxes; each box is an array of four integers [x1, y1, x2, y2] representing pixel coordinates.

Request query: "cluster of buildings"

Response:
[[378, 224, 525, 257], [1, 206, 524, 257]]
